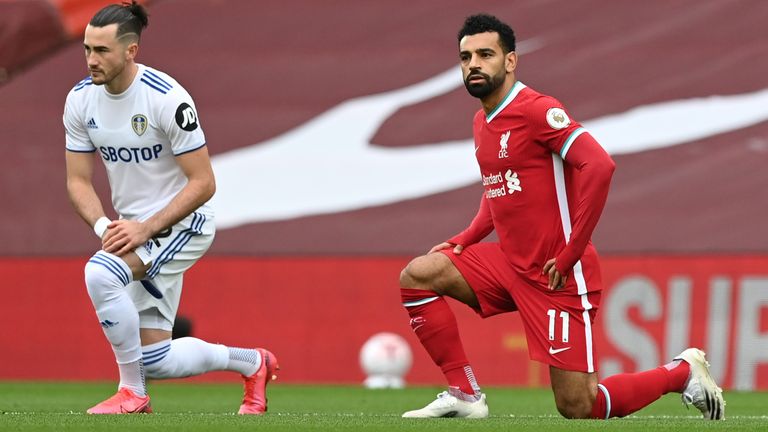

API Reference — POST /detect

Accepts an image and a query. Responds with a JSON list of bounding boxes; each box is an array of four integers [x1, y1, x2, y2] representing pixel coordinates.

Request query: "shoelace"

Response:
[[428, 391, 457, 408]]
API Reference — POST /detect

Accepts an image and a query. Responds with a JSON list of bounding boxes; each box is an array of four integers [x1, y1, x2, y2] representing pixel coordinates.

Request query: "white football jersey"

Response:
[[64, 63, 212, 222]]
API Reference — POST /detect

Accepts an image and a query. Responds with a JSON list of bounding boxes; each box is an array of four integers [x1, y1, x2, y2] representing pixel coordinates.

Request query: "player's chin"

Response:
[[465, 83, 491, 98], [89, 73, 106, 84]]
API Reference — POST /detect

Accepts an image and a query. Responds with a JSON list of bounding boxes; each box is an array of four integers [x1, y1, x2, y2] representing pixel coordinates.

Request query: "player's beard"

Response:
[[464, 70, 505, 99], [90, 62, 123, 86]]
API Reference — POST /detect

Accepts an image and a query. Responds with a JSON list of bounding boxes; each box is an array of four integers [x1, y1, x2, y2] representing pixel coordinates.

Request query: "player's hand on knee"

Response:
[[429, 242, 463, 255], [102, 220, 152, 256]]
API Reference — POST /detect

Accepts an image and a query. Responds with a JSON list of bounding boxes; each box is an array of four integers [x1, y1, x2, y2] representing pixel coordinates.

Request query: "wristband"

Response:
[[93, 217, 111, 239]]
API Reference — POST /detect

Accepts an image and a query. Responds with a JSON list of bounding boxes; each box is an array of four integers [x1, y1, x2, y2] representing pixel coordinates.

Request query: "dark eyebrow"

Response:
[[460, 47, 496, 54], [84, 43, 109, 50]]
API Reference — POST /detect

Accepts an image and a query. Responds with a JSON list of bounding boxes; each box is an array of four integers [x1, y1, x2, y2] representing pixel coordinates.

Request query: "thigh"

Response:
[[550, 367, 597, 396], [403, 251, 479, 308], [127, 212, 214, 329], [121, 251, 151, 281], [441, 242, 519, 317], [513, 284, 601, 373], [127, 273, 183, 330], [143, 211, 214, 279]]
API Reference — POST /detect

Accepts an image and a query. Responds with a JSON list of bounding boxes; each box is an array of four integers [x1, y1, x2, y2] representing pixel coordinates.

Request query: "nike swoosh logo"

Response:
[[549, 346, 572, 355]]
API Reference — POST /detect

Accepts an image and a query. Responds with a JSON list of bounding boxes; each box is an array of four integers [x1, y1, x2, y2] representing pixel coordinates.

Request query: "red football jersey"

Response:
[[449, 82, 615, 293]]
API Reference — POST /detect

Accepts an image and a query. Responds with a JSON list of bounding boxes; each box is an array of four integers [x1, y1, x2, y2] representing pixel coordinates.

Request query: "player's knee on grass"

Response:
[[553, 389, 594, 419]]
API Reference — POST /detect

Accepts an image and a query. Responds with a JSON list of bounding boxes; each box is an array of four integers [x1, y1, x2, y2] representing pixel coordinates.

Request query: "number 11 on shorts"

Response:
[[547, 309, 570, 342]]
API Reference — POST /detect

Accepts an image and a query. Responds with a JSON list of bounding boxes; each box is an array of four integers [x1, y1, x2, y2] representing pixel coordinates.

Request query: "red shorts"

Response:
[[441, 242, 602, 373]]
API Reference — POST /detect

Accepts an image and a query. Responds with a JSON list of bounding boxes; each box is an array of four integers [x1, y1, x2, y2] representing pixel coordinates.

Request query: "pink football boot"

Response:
[[87, 388, 152, 414], [238, 348, 280, 415]]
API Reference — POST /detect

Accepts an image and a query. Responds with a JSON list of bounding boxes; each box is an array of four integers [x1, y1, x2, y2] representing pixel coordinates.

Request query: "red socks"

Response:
[[401, 288, 478, 395], [591, 360, 690, 418], [401, 286, 695, 415]]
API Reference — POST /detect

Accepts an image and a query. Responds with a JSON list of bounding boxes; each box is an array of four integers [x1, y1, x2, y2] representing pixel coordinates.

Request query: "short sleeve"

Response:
[[159, 87, 207, 156], [63, 92, 95, 152], [526, 95, 588, 160]]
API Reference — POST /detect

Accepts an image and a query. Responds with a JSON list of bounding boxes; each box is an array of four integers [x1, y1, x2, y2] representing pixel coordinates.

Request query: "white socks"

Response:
[[117, 360, 146, 397], [86, 251, 264, 394], [143, 338, 227, 378], [227, 347, 261, 377], [85, 251, 145, 395], [143, 338, 262, 379]]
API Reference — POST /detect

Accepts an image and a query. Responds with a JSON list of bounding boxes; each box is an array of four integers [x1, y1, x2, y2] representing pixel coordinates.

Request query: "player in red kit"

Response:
[[399, 14, 725, 420]]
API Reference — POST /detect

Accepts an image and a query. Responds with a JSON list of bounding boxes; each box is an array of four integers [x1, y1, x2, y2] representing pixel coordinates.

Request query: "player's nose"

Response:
[[468, 54, 482, 68]]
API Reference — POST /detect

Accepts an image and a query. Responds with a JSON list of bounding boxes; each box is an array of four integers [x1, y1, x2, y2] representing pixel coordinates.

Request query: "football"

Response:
[[359, 332, 413, 389]]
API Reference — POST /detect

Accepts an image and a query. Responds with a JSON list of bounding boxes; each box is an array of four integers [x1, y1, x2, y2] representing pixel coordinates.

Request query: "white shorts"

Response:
[[126, 211, 215, 331]]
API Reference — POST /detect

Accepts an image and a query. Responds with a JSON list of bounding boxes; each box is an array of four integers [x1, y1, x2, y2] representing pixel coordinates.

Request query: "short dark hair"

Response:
[[457, 14, 516, 53], [90, 1, 149, 40]]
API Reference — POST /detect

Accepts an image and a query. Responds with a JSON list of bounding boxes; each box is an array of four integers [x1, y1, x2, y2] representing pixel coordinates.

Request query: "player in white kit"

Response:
[[64, 1, 278, 414]]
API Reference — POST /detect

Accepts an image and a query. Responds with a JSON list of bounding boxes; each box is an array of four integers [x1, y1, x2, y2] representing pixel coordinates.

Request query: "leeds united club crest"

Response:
[[131, 114, 148, 136]]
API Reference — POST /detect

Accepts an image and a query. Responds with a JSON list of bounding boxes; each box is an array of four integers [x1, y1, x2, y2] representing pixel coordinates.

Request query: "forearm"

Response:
[[142, 178, 214, 236], [448, 193, 494, 246], [556, 147, 615, 274], [556, 172, 612, 272], [67, 177, 108, 228]]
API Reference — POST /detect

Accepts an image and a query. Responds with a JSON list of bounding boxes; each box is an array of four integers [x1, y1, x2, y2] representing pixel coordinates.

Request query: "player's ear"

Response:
[[505, 51, 517, 73], [126, 42, 139, 61]]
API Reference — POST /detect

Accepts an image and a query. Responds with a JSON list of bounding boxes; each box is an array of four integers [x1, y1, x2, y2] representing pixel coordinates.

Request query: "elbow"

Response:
[[203, 178, 216, 202], [600, 156, 616, 179], [191, 176, 216, 203]]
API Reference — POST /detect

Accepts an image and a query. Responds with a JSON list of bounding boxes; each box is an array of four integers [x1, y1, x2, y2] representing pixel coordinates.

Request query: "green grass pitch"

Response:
[[1, 381, 766, 431]]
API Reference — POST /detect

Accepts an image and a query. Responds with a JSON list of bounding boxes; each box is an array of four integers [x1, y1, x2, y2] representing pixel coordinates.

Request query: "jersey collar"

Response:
[[104, 64, 144, 100], [486, 81, 527, 123]]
